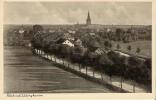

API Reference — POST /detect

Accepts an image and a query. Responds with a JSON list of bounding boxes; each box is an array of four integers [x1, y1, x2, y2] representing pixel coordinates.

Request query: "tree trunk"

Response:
[[110, 75, 112, 84], [55, 56, 56, 62], [101, 72, 103, 80], [133, 82, 135, 93], [73, 64, 74, 69], [86, 66, 87, 75], [121, 77, 123, 89], [93, 68, 95, 77], [79, 64, 80, 71]]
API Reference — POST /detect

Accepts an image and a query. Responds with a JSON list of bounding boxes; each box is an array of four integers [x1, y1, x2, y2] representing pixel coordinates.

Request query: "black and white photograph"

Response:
[[3, 1, 153, 94]]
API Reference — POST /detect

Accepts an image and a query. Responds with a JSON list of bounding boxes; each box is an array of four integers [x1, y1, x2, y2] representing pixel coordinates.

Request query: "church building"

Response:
[[86, 11, 91, 25]]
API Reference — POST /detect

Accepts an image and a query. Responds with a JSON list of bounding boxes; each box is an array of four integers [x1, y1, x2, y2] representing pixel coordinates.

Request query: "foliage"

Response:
[[136, 47, 141, 54], [104, 40, 112, 49], [33, 25, 43, 34], [127, 45, 132, 52], [116, 44, 120, 50]]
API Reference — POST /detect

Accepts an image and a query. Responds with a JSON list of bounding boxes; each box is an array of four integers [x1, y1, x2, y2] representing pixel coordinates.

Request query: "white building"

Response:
[[62, 40, 74, 47], [19, 29, 25, 34], [89, 33, 95, 36]]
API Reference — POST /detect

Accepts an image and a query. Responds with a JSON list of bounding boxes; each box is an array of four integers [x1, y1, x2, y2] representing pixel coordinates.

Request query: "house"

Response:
[[62, 40, 74, 47], [19, 29, 24, 34], [89, 32, 95, 36], [94, 48, 109, 55], [56, 38, 74, 47], [95, 48, 105, 55], [68, 30, 76, 34], [49, 29, 55, 33]]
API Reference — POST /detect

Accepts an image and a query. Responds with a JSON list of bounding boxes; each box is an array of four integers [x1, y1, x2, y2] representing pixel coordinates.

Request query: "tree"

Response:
[[31, 26, 44, 50], [144, 58, 152, 88], [144, 58, 151, 69], [116, 28, 124, 41], [33, 24, 43, 34], [127, 56, 142, 92], [88, 40, 100, 52], [108, 42, 112, 49], [116, 44, 120, 50], [127, 45, 132, 52], [104, 40, 109, 48], [98, 54, 114, 82], [60, 45, 72, 59], [98, 54, 113, 66], [136, 47, 141, 54], [107, 51, 127, 88], [104, 40, 112, 49], [128, 56, 141, 67]]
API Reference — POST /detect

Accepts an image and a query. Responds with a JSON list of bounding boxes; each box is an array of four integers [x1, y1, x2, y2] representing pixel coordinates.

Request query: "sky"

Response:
[[4, 2, 152, 25]]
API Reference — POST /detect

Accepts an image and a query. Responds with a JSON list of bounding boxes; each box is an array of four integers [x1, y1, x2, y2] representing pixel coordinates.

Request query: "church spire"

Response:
[[87, 11, 90, 20], [86, 11, 91, 25]]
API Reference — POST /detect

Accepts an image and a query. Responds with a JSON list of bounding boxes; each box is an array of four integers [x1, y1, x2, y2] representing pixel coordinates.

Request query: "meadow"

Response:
[[111, 40, 151, 58]]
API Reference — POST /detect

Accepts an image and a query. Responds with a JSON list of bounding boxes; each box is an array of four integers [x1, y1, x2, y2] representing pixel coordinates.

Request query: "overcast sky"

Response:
[[4, 2, 152, 25]]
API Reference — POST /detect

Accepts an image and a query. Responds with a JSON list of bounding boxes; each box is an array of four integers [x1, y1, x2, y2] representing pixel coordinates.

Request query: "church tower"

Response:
[[86, 11, 91, 25]]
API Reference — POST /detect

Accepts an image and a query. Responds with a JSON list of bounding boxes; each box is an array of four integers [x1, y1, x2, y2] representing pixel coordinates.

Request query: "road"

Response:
[[4, 46, 114, 93]]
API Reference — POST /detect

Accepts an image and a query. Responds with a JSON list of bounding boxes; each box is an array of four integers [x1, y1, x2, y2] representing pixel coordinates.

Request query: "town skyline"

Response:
[[4, 2, 152, 25]]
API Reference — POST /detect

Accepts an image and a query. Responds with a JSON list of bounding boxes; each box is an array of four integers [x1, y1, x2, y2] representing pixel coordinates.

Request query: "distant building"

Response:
[[94, 48, 105, 55], [49, 29, 55, 33], [89, 32, 95, 36], [93, 47, 112, 55], [62, 40, 74, 47], [56, 38, 74, 47], [68, 30, 76, 34], [19, 28, 25, 34], [86, 11, 91, 25]]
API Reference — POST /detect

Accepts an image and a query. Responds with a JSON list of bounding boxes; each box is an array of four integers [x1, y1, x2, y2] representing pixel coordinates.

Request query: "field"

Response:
[[111, 40, 151, 58]]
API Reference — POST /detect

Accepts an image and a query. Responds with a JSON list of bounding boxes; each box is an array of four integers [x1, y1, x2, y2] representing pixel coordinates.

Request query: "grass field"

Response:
[[111, 40, 151, 58]]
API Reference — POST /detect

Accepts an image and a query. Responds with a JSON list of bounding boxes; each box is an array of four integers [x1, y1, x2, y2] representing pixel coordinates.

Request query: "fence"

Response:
[[33, 49, 149, 93]]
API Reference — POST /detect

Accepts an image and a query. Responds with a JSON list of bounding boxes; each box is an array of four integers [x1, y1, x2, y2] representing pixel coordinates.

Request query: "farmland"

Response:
[[111, 40, 151, 58]]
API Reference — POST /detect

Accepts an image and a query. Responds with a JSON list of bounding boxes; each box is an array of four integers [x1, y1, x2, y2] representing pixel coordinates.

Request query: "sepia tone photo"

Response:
[[3, 1, 152, 93]]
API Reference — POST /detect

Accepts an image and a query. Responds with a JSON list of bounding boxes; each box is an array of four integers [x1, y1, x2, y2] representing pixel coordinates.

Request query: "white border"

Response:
[[0, 0, 155, 100]]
